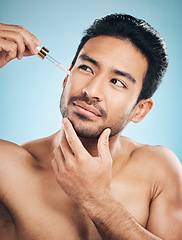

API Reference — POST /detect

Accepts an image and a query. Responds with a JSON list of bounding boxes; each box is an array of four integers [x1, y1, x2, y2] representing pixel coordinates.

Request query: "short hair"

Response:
[[71, 13, 169, 103]]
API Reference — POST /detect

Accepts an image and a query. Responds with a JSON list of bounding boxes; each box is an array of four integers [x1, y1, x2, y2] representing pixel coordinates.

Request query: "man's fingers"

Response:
[[0, 52, 12, 68], [59, 128, 75, 162], [0, 38, 18, 67], [0, 23, 41, 46], [0, 30, 25, 59], [51, 158, 59, 175], [0, 22, 41, 68], [98, 128, 111, 161], [53, 145, 66, 173], [12, 24, 41, 55], [62, 118, 89, 158], [0, 23, 41, 60]]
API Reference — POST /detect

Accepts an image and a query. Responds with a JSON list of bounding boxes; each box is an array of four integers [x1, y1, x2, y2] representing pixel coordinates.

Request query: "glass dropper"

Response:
[[36, 46, 71, 76]]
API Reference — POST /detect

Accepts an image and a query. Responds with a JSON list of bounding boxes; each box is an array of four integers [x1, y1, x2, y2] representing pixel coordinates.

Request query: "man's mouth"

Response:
[[73, 101, 102, 117]]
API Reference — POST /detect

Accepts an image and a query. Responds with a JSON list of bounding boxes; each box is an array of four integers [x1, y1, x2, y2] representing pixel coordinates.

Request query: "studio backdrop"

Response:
[[0, 0, 181, 162]]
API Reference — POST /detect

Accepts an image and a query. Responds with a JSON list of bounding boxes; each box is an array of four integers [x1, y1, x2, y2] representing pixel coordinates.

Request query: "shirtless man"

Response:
[[0, 14, 182, 240]]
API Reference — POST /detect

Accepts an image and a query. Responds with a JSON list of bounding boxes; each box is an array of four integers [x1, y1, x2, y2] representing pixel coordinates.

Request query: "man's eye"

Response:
[[78, 65, 92, 73], [111, 79, 126, 88]]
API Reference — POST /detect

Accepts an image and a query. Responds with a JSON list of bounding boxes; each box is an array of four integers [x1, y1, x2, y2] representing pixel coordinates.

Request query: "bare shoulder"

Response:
[[121, 134, 181, 170], [131, 141, 182, 178], [0, 138, 35, 165], [0, 139, 36, 199], [0, 130, 58, 176], [121, 136, 182, 195], [20, 131, 59, 163], [123, 137, 182, 238]]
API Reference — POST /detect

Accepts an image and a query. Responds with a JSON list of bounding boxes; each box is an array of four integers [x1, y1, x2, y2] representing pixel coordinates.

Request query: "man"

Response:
[[0, 13, 181, 240]]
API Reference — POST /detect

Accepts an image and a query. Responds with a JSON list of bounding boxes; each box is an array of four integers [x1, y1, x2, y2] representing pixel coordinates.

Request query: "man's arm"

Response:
[[0, 22, 41, 68], [146, 146, 182, 239], [81, 193, 161, 240], [82, 153, 182, 240], [52, 118, 182, 240]]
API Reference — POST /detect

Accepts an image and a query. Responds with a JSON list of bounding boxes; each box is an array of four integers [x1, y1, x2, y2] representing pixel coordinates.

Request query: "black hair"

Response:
[[71, 13, 169, 103]]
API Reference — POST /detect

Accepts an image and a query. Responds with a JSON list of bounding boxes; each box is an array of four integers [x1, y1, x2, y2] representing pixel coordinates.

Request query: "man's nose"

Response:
[[82, 75, 105, 101]]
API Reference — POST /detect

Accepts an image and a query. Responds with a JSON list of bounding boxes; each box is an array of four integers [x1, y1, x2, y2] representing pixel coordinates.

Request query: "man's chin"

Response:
[[68, 117, 104, 139]]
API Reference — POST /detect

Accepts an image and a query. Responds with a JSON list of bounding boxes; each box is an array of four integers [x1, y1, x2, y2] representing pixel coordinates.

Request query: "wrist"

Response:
[[81, 190, 114, 219]]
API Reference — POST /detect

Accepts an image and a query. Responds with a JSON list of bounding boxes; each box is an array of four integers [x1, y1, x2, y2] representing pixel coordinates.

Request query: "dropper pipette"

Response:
[[36, 46, 71, 76]]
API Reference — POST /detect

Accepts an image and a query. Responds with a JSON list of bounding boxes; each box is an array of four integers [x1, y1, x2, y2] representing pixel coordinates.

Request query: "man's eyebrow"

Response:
[[79, 54, 101, 67], [113, 70, 136, 84], [79, 54, 136, 84]]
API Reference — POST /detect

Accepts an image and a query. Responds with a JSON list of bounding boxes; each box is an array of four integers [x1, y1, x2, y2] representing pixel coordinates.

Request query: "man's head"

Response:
[[60, 14, 168, 139], [71, 13, 169, 103]]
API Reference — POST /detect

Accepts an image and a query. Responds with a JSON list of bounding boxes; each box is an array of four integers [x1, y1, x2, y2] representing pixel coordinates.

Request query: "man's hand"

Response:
[[51, 118, 112, 205], [0, 23, 41, 68]]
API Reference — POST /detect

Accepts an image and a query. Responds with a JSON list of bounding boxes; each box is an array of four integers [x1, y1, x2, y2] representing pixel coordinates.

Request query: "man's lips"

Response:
[[73, 101, 102, 117]]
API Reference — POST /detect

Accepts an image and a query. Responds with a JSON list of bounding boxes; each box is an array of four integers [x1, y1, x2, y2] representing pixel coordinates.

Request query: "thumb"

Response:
[[98, 128, 111, 161]]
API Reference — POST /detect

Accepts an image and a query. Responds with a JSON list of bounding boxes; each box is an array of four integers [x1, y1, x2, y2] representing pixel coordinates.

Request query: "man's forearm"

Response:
[[52, 118, 162, 239], [82, 195, 162, 240]]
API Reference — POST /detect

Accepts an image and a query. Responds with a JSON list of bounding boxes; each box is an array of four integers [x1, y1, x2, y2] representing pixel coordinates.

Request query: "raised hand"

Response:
[[0, 23, 41, 68], [52, 118, 112, 205]]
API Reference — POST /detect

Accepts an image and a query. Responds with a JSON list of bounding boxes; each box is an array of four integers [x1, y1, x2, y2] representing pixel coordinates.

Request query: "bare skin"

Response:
[[0, 23, 182, 240]]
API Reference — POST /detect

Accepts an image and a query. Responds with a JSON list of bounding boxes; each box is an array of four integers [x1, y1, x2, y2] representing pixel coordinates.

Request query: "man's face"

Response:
[[60, 36, 148, 138]]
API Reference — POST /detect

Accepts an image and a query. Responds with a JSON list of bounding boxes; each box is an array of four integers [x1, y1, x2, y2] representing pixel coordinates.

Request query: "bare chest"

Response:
[[2, 170, 150, 240]]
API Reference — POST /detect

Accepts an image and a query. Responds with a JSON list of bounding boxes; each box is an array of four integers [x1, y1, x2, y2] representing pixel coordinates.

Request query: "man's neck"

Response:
[[53, 129, 121, 156], [46, 129, 128, 178], [79, 134, 121, 158]]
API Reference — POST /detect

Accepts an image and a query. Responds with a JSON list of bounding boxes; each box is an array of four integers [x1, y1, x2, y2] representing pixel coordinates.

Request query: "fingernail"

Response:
[[62, 118, 67, 125], [34, 48, 39, 54], [107, 128, 111, 137], [18, 55, 22, 60]]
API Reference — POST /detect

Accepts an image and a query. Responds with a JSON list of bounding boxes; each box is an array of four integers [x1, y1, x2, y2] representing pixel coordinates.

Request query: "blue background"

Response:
[[0, 0, 181, 162]]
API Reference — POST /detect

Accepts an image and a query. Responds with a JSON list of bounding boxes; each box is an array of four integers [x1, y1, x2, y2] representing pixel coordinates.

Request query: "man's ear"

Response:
[[62, 65, 72, 88], [131, 98, 153, 123]]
